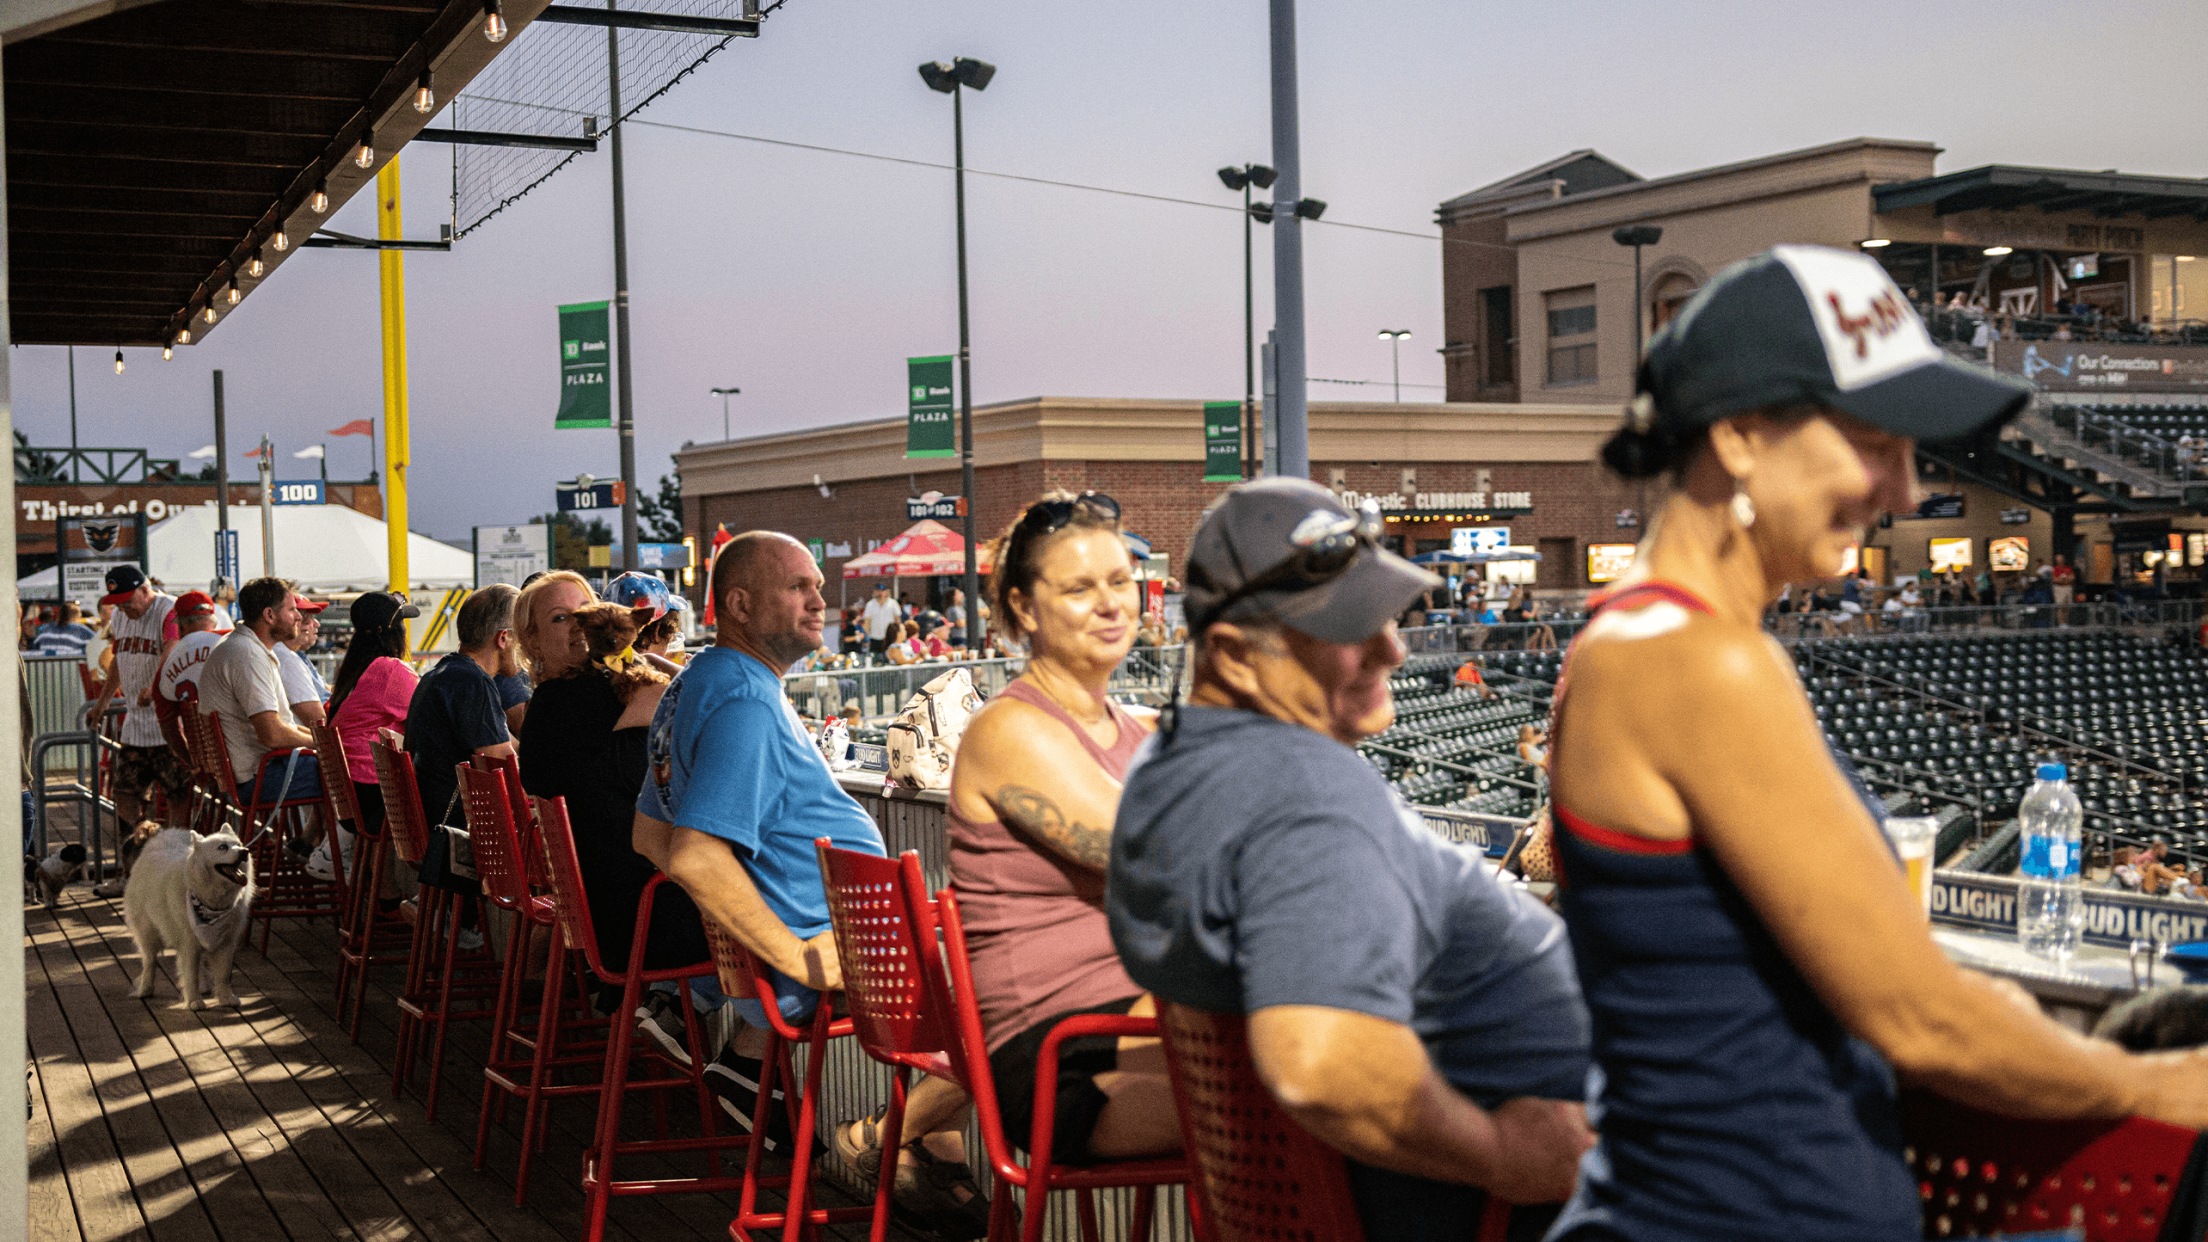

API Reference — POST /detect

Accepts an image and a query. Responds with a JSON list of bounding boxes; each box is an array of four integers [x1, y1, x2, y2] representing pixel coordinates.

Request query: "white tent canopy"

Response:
[[16, 503, 472, 596]]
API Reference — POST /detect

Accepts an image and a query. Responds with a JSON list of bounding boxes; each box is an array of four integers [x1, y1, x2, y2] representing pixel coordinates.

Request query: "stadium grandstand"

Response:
[[1365, 609, 2208, 881]]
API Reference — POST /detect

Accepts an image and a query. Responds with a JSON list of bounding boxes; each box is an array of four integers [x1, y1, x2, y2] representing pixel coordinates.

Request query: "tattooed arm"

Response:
[[993, 784, 1113, 871], [948, 690, 1145, 874]]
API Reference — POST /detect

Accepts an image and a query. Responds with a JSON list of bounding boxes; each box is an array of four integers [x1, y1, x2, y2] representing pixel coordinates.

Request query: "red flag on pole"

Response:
[[243, 445, 266, 459], [328, 419, 374, 437]]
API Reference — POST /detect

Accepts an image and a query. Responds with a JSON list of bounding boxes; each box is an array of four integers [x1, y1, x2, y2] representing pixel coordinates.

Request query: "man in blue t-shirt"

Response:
[[636, 531, 988, 1236], [1110, 479, 1593, 1242]]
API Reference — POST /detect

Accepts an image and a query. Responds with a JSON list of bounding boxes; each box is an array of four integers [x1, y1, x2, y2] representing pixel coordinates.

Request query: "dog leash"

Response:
[[241, 749, 309, 850]]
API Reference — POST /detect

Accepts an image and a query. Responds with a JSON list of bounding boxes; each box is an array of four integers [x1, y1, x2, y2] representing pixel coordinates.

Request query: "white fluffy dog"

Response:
[[125, 829, 256, 1010]]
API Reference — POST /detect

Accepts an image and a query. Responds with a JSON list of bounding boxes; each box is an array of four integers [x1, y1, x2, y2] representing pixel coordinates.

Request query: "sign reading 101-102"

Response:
[[272, 479, 324, 505]]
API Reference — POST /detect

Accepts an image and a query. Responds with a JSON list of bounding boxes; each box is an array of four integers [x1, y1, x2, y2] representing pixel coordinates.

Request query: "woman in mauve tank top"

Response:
[[946, 490, 1183, 1169], [1544, 247, 2208, 1242]]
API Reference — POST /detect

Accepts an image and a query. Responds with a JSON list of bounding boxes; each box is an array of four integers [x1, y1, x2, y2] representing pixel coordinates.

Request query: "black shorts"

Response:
[[987, 996, 1142, 1167]]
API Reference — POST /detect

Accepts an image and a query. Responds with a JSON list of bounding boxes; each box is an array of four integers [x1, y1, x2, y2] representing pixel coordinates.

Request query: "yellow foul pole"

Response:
[[377, 159, 411, 594]]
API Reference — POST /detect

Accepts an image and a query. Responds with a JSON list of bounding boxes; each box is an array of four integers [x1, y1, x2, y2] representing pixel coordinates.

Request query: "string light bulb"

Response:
[[202, 305, 218, 325], [114, 350, 125, 375], [176, 328, 192, 346], [162, 344, 173, 361], [413, 70, 435, 114], [247, 249, 265, 278], [354, 140, 374, 169], [482, 0, 507, 43], [310, 182, 329, 214], [271, 228, 289, 252], [224, 281, 241, 306]]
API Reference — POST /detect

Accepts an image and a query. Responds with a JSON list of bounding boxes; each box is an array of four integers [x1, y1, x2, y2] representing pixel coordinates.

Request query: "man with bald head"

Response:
[[634, 531, 990, 1234]]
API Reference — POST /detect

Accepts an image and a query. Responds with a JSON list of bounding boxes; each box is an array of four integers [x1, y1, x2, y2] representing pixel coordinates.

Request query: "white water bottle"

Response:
[[2017, 762, 2084, 961]]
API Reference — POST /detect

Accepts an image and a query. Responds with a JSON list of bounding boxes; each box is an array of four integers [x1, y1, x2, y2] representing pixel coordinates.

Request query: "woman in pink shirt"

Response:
[[943, 491, 1179, 1167], [327, 590, 421, 835]]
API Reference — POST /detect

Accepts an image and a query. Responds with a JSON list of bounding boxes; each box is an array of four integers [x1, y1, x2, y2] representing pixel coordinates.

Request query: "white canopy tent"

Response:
[[16, 503, 473, 596]]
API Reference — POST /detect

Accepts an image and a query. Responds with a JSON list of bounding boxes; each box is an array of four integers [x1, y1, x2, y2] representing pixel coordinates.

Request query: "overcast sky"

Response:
[[12, 0, 2205, 542]]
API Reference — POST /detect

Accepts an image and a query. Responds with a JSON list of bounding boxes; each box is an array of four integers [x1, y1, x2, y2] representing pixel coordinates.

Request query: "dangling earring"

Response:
[[1730, 482, 1757, 529]]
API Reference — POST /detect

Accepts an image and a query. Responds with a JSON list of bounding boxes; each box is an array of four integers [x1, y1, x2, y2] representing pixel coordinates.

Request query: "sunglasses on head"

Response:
[[1015, 491, 1120, 537], [1202, 501, 1383, 621]]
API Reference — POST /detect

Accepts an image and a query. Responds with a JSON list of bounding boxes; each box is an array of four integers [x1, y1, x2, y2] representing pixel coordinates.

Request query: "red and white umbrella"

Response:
[[841, 519, 997, 580]]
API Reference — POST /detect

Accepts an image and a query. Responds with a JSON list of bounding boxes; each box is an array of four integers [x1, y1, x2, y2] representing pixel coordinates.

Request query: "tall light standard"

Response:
[[1377, 329, 1412, 402], [710, 386, 740, 441], [1218, 163, 1275, 479], [920, 55, 994, 639], [1612, 224, 1663, 361]]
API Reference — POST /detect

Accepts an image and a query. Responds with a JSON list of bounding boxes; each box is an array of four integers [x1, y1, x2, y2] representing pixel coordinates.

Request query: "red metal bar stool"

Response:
[[173, 683, 234, 836], [696, 910, 869, 1242], [815, 842, 963, 1242], [317, 721, 407, 1033], [533, 794, 751, 1240], [912, 874, 1190, 1242], [1155, 1004, 1369, 1242], [1900, 1088, 2199, 1241], [370, 731, 499, 1119], [200, 706, 340, 952], [463, 758, 593, 1200]]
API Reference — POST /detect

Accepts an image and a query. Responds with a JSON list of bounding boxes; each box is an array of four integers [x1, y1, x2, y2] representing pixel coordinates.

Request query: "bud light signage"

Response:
[[1932, 871, 2208, 949]]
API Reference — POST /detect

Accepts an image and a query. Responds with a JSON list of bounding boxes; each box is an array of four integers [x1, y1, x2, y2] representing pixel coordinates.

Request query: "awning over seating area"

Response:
[[1873, 165, 2208, 221], [4, 0, 548, 346]]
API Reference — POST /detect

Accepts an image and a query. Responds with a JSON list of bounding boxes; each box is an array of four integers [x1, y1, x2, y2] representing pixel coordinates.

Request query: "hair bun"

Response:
[[1601, 425, 1675, 479]]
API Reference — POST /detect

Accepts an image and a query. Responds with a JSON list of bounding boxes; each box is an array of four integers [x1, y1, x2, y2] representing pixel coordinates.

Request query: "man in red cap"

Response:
[[153, 590, 225, 763], [276, 594, 331, 728], [92, 565, 186, 857]]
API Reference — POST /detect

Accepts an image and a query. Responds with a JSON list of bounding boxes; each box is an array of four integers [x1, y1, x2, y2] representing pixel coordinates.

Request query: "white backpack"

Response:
[[885, 667, 984, 791]]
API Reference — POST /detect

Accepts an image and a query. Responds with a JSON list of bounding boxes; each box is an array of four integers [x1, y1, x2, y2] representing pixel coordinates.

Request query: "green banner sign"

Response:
[[907, 355, 955, 458], [1203, 400, 1243, 482], [555, 300, 612, 429]]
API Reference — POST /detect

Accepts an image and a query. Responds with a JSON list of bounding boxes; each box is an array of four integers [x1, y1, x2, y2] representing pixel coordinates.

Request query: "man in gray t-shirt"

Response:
[[1108, 479, 1591, 1241]]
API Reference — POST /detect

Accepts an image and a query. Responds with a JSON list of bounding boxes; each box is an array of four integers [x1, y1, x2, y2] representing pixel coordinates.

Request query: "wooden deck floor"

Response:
[[26, 880, 910, 1242]]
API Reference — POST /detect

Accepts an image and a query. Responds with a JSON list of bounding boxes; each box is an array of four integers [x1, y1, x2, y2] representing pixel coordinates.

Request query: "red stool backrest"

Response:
[[1155, 1003, 1367, 1242], [907, 883, 1028, 1188], [697, 917, 765, 1014], [816, 842, 951, 1070], [313, 722, 366, 828], [473, 752, 546, 889], [369, 733, 432, 867], [173, 681, 211, 779], [529, 795, 603, 969], [1901, 1089, 2197, 1241], [460, 760, 531, 909], [197, 708, 242, 791]]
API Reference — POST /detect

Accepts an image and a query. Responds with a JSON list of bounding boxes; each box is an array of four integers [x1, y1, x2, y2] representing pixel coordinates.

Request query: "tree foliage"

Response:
[[637, 468, 683, 543]]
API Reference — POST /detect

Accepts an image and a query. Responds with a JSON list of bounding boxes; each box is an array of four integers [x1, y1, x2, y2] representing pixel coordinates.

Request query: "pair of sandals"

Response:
[[837, 1108, 995, 1241]]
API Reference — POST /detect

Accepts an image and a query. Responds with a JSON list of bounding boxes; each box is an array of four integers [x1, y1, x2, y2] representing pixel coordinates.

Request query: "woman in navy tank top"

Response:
[[1543, 247, 2208, 1241]]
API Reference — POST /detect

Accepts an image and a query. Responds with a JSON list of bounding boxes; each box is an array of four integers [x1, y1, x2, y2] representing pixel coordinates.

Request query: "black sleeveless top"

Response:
[[1544, 582, 1916, 1241]]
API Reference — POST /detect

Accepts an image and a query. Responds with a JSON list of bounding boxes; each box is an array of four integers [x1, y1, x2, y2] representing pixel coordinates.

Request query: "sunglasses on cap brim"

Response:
[[1201, 501, 1384, 622]]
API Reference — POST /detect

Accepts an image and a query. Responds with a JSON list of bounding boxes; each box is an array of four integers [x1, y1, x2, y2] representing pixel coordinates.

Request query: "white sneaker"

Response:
[[304, 844, 336, 883], [455, 926, 486, 953]]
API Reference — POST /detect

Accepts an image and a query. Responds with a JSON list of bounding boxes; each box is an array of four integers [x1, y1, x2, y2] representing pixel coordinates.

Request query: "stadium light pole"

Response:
[[1218, 163, 1276, 479], [1378, 329, 1412, 402], [607, 0, 640, 573], [1612, 224, 1663, 361], [710, 386, 740, 441], [920, 55, 993, 642]]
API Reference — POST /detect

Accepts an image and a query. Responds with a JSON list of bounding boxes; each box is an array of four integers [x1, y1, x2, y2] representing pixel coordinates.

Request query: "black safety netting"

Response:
[[447, 0, 772, 237]]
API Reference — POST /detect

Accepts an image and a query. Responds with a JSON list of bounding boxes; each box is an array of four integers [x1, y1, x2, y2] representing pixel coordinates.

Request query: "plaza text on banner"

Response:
[[555, 301, 613, 429]]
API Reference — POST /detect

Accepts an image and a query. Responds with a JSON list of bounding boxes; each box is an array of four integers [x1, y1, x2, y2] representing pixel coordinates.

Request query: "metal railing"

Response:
[[15, 444, 186, 484], [2050, 406, 2207, 483]]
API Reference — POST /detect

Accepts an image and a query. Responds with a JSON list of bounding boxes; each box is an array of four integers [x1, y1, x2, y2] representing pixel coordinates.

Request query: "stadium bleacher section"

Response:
[[1365, 623, 2208, 872]]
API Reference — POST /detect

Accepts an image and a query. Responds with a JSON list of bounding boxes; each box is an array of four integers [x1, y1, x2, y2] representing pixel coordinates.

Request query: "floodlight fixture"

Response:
[[1612, 224, 1663, 248]]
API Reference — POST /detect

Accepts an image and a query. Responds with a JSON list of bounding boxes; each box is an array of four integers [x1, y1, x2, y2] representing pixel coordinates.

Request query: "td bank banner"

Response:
[[1932, 871, 2208, 948]]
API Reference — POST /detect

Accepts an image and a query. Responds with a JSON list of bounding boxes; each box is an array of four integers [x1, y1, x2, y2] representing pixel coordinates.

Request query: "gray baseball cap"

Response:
[[1640, 244, 2031, 443], [1184, 477, 1441, 644]]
